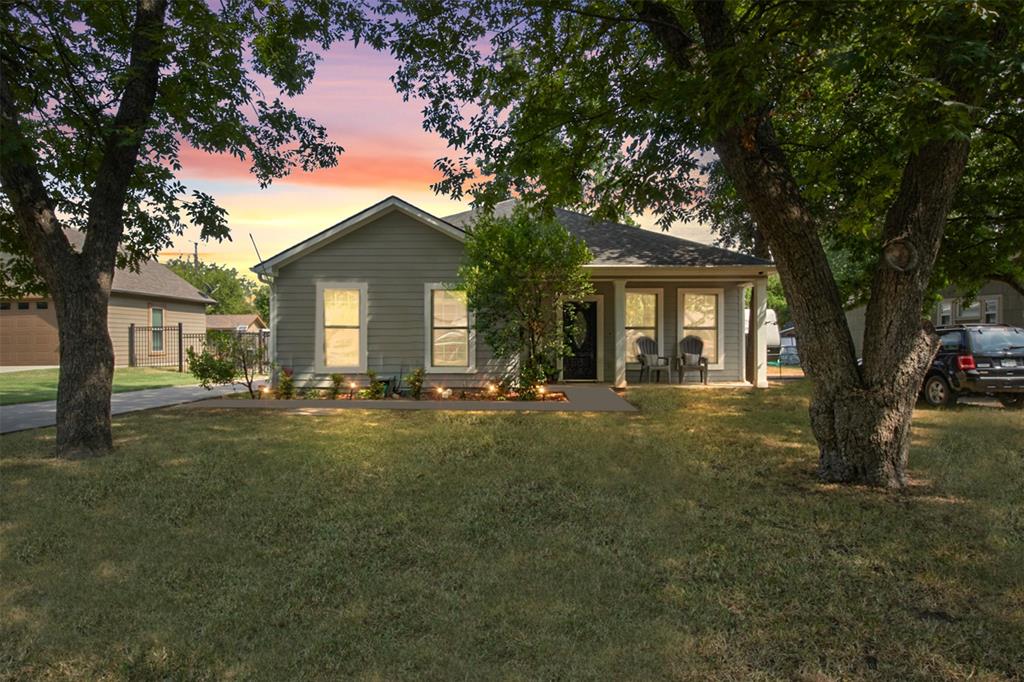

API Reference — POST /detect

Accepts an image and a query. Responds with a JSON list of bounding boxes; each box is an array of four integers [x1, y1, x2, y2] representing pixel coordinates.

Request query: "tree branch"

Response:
[[83, 0, 170, 279], [0, 58, 77, 293]]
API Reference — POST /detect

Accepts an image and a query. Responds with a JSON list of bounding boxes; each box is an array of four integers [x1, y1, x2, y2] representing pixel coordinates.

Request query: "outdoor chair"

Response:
[[636, 336, 673, 383], [676, 335, 709, 385]]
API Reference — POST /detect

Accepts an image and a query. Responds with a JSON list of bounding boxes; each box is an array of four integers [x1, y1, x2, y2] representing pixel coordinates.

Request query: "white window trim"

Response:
[[315, 280, 368, 374], [677, 287, 726, 371], [558, 294, 605, 383], [936, 299, 954, 325], [424, 282, 476, 374], [981, 295, 1002, 324], [624, 288, 664, 368], [149, 304, 166, 354]]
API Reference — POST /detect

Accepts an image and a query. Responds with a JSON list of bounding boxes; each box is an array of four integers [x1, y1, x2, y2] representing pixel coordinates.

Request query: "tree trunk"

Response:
[[53, 279, 116, 458]]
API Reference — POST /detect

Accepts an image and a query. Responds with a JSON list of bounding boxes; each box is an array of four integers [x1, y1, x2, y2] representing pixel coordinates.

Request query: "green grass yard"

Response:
[[0, 367, 199, 406], [1, 382, 1021, 680]]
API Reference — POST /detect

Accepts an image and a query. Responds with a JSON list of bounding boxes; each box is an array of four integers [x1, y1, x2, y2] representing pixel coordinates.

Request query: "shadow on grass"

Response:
[[1, 382, 1022, 679]]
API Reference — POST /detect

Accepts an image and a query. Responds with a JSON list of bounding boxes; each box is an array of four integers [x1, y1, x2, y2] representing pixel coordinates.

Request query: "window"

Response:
[[425, 284, 474, 372], [679, 288, 724, 368], [625, 290, 661, 362], [36, 301, 48, 310], [939, 330, 963, 352], [150, 307, 164, 352], [315, 282, 367, 372], [0, 302, 10, 310], [17, 302, 29, 310], [957, 299, 981, 321], [982, 297, 999, 324], [937, 300, 953, 325]]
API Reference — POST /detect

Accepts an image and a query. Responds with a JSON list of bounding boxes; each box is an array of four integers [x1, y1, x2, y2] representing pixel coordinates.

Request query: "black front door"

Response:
[[563, 301, 598, 380]]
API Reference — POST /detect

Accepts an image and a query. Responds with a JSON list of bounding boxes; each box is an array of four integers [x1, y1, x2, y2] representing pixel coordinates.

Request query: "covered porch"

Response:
[[562, 266, 773, 388]]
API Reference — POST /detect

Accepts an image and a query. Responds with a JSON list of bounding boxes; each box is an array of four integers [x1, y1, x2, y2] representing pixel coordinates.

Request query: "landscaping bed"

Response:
[[249, 384, 568, 402]]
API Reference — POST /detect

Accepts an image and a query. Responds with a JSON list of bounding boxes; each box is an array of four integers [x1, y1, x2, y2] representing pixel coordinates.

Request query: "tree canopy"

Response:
[[385, 1, 1022, 303], [1, 0, 373, 294], [165, 257, 265, 315]]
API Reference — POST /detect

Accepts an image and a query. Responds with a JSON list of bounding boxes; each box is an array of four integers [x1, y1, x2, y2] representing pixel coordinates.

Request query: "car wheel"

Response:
[[923, 375, 956, 408], [998, 395, 1024, 409]]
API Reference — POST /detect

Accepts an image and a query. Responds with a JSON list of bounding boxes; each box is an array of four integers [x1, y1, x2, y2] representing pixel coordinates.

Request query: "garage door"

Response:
[[0, 301, 60, 366]]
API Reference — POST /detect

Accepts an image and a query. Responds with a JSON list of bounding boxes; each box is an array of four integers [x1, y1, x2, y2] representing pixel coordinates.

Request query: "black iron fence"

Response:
[[129, 323, 268, 372]]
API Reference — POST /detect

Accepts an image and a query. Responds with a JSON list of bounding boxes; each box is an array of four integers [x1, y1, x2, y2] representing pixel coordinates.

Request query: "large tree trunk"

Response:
[[53, 278, 116, 457], [642, 0, 977, 487]]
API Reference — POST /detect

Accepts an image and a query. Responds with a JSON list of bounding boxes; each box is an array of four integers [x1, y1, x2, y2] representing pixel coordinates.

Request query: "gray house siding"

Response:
[[846, 280, 1024, 358], [274, 211, 503, 387], [935, 280, 1023, 327]]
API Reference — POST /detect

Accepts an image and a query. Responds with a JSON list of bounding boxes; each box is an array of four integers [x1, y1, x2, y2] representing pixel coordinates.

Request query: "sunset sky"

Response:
[[164, 43, 712, 276]]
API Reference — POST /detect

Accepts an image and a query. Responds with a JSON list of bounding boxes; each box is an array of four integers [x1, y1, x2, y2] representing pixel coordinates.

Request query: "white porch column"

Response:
[[268, 277, 278, 385], [739, 284, 748, 384], [753, 277, 768, 388], [613, 279, 627, 387]]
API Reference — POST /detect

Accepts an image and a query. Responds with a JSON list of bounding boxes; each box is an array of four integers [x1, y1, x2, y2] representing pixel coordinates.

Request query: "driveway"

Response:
[[0, 383, 247, 434]]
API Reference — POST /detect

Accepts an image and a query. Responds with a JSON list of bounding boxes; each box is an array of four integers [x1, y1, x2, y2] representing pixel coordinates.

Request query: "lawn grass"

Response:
[[0, 367, 199, 406], [1, 382, 1021, 680]]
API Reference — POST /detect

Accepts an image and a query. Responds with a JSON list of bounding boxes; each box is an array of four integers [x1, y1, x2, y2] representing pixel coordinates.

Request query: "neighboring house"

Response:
[[0, 232, 213, 367], [251, 196, 776, 388], [207, 313, 268, 334], [846, 279, 1024, 358]]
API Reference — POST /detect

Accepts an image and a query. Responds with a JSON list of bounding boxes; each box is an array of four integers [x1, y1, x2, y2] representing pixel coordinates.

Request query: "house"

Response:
[[207, 313, 268, 334], [0, 232, 213, 367], [251, 196, 775, 388], [846, 279, 1024, 358]]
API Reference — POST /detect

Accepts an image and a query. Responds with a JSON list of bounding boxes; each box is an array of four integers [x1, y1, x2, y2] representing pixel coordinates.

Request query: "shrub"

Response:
[[406, 367, 425, 399], [187, 347, 236, 389], [187, 332, 267, 398], [275, 368, 295, 399], [365, 370, 387, 399], [329, 373, 346, 399]]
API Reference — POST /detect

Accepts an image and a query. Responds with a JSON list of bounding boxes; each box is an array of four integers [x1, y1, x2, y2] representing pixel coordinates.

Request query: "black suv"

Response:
[[922, 324, 1024, 408]]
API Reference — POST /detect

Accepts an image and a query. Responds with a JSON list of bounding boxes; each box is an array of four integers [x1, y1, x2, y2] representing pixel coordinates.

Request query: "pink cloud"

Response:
[[177, 143, 452, 189]]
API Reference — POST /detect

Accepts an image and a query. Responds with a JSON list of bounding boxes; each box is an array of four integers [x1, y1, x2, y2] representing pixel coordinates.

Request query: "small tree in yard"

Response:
[[187, 332, 266, 399], [458, 206, 593, 397]]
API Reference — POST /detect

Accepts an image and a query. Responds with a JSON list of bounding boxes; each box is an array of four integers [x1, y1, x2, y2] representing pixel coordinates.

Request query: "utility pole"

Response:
[[192, 241, 200, 271]]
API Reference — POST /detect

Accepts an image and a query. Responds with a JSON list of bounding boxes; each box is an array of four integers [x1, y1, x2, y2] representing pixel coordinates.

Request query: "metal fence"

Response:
[[129, 323, 268, 372]]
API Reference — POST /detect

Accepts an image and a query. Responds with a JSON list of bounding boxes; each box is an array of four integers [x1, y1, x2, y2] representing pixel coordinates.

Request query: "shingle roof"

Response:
[[444, 200, 771, 268], [64, 231, 215, 304], [206, 313, 267, 330]]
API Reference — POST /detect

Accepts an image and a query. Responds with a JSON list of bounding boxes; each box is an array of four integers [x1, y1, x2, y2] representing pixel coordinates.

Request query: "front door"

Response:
[[563, 301, 598, 380]]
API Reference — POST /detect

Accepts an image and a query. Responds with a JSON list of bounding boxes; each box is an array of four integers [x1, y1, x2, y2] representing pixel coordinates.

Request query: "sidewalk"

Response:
[[0, 383, 246, 434]]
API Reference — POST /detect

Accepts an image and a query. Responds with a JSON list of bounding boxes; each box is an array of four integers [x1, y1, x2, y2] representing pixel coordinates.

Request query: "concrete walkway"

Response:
[[0, 383, 246, 434], [187, 384, 637, 414], [0, 365, 59, 373]]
